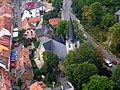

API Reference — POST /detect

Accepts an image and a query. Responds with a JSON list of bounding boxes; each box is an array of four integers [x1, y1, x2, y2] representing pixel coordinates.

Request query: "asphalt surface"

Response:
[[62, 0, 120, 69], [13, 0, 22, 30]]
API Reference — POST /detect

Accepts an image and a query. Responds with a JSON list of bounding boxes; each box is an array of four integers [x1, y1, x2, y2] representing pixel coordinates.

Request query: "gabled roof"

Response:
[[39, 36, 67, 60], [36, 1, 45, 8], [36, 24, 53, 38], [43, 40, 52, 50], [28, 16, 41, 23], [30, 81, 47, 90], [0, 49, 10, 60], [54, 35, 65, 44], [18, 47, 32, 68], [49, 18, 58, 26], [0, 3, 12, 16], [115, 10, 120, 16], [0, 36, 10, 48], [0, 67, 11, 90], [16, 62, 34, 80], [0, 16, 12, 32], [25, 2, 36, 8], [0, 45, 9, 52], [0, 28, 11, 37], [22, 17, 40, 29]]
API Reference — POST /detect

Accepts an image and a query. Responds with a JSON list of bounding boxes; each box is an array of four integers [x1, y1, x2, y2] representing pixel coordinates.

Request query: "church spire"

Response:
[[69, 16, 76, 43]]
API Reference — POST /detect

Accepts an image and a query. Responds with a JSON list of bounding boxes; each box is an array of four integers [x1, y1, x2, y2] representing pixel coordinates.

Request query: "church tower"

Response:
[[66, 17, 80, 54]]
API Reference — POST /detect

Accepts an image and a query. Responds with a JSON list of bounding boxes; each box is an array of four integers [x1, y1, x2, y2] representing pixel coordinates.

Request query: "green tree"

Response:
[[112, 63, 120, 89], [82, 75, 114, 90], [18, 29, 27, 44], [90, 2, 103, 24], [17, 78, 22, 89], [64, 64, 77, 85], [41, 51, 59, 82], [52, 0, 56, 7], [82, 6, 96, 25], [43, 11, 58, 21], [56, 20, 79, 37], [73, 62, 98, 89], [35, 40, 40, 48], [64, 42, 97, 66], [109, 23, 120, 51], [55, 0, 61, 13], [100, 13, 116, 30]]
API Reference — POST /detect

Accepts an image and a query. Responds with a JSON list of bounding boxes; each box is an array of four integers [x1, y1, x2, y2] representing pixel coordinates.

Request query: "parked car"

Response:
[[104, 59, 112, 67], [61, 73, 65, 77], [14, 42, 18, 47], [111, 60, 117, 65]]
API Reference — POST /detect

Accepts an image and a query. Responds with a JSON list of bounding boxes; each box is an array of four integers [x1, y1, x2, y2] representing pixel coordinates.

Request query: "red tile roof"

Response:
[[49, 18, 58, 26], [25, 2, 36, 8], [28, 16, 41, 23], [22, 18, 28, 29], [0, 49, 10, 65], [0, 4, 12, 16], [0, 36, 11, 48], [0, 67, 11, 90], [18, 48, 32, 68], [22, 17, 40, 29], [0, 16, 12, 32], [30, 81, 47, 90]]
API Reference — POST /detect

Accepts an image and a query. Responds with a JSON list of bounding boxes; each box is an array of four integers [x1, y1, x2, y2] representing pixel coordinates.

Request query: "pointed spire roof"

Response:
[[69, 16, 76, 43]]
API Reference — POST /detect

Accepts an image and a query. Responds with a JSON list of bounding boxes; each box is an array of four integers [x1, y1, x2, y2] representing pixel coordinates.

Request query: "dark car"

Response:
[[61, 73, 65, 77], [111, 60, 117, 65]]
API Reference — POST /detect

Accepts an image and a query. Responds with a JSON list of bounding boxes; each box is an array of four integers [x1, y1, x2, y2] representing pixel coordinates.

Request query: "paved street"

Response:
[[13, 0, 22, 30], [62, 0, 120, 69]]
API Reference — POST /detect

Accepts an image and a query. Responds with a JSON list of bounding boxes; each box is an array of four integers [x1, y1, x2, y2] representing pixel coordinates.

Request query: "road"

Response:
[[62, 0, 120, 69], [12, 0, 22, 30]]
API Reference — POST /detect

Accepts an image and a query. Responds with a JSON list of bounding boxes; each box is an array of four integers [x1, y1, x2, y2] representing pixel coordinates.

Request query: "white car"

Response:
[[104, 59, 112, 67]]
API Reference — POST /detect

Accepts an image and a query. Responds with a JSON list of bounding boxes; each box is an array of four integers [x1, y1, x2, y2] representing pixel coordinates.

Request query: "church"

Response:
[[38, 17, 80, 64]]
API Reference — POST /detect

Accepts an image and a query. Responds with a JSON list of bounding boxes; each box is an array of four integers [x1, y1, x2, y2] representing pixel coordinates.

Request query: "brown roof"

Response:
[[0, 67, 11, 90], [0, 16, 12, 32], [30, 81, 47, 90], [0, 35, 11, 48], [28, 16, 41, 23], [18, 48, 31, 68], [25, 2, 36, 8], [49, 18, 58, 26], [0, 3, 12, 16], [16, 62, 34, 81], [0, 49, 10, 65], [22, 17, 41, 29]]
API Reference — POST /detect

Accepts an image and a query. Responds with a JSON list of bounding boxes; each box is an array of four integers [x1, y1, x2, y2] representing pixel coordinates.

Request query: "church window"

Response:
[[69, 43, 71, 48], [75, 43, 77, 48]]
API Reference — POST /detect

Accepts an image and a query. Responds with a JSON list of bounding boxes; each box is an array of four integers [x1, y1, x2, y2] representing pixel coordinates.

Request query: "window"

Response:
[[75, 43, 77, 48], [69, 43, 71, 48]]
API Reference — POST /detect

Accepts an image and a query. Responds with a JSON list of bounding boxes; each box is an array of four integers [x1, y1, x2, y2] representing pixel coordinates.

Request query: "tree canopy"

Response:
[[41, 50, 59, 82], [55, 0, 61, 13], [64, 42, 97, 66], [112, 63, 120, 89], [64, 62, 98, 90], [109, 23, 120, 51], [17, 78, 22, 87], [82, 75, 114, 90], [56, 20, 79, 37]]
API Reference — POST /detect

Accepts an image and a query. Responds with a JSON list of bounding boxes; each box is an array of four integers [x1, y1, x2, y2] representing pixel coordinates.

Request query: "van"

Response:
[[104, 59, 112, 67]]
